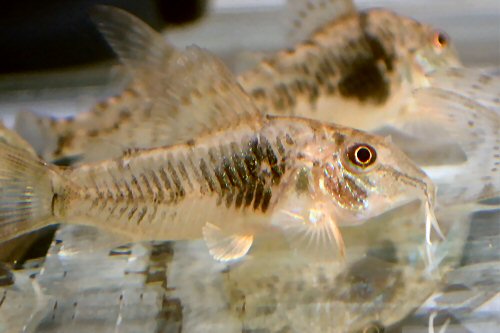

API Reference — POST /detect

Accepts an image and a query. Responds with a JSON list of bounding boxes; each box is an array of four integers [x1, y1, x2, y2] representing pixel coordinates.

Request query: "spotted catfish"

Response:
[[13, 6, 498, 208], [239, 0, 461, 130], [15, 0, 460, 164], [0, 44, 440, 262]]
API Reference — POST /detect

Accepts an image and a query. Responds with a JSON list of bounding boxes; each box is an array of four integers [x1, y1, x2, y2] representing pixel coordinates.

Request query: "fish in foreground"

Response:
[[0, 44, 440, 262], [15, 0, 461, 163]]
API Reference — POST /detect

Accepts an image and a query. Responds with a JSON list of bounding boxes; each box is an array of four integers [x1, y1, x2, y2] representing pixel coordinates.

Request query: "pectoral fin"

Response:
[[275, 202, 346, 260], [202, 223, 254, 262]]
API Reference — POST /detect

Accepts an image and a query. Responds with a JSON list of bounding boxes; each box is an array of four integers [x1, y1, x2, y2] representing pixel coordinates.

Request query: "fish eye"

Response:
[[432, 30, 449, 49], [347, 143, 377, 168]]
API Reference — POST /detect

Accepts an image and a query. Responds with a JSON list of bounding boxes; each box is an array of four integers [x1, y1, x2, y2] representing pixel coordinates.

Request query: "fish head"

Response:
[[315, 127, 437, 225], [271, 124, 437, 257], [387, 13, 461, 83], [412, 26, 461, 77], [370, 11, 461, 84]]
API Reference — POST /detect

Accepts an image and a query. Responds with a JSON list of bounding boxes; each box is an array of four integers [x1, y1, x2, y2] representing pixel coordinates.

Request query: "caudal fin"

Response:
[[0, 141, 57, 242]]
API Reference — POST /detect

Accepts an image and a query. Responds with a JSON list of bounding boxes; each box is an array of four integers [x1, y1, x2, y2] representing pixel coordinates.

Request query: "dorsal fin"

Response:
[[91, 6, 263, 145], [286, 0, 357, 45], [90, 5, 178, 96]]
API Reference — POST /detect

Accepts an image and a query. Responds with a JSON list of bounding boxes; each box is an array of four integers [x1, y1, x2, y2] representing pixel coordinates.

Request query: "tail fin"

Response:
[[0, 141, 57, 242]]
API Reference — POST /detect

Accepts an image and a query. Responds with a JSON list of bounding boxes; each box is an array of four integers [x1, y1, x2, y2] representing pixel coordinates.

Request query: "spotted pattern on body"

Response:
[[239, 10, 411, 115]]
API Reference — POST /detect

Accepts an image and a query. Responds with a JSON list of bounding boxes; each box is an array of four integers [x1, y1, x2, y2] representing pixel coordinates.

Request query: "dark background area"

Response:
[[0, 0, 207, 74]]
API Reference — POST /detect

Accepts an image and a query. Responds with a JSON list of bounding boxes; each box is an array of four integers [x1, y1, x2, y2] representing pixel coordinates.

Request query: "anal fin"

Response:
[[202, 222, 254, 262]]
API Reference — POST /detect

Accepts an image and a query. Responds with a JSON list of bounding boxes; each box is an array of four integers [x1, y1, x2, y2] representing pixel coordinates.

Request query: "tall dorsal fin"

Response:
[[286, 0, 357, 45], [91, 6, 263, 145], [90, 5, 178, 96]]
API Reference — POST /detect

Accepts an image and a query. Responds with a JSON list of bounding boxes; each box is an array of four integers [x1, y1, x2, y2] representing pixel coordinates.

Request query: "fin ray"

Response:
[[160, 46, 264, 143], [90, 5, 177, 96], [0, 142, 58, 242], [202, 222, 254, 262], [275, 201, 346, 259]]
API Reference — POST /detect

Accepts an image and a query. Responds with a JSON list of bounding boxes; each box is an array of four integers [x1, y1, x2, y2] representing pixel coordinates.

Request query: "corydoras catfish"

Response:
[[239, 0, 461, 130], [0, 44, 440, 262], [15, 6, 498, 206], [15, 0, 461, 163]]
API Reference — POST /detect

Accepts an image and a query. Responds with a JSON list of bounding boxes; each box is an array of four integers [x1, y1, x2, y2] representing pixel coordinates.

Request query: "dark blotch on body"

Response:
[[200, 135, 287, 212], [337, 12, 394, 104]]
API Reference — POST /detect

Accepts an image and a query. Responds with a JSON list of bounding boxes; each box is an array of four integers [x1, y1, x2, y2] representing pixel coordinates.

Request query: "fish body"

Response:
[[0, 115, 437, 261], [15, 5, 496, 210], [239, 9, 460, 130], [15, 86, 150, 165], [14, 1, 460, 164], [0, 5, 493, 331], [0, 42, 438, 261]]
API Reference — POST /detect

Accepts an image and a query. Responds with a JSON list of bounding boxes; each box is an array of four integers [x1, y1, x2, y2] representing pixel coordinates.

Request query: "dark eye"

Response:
[[347, 143, 377, 168], [433, 30, 449, 49]]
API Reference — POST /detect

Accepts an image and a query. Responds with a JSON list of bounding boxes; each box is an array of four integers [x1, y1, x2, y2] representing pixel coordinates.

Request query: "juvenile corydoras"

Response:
[[239, 7, 461, 130], [0, 46, 438, 262]]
